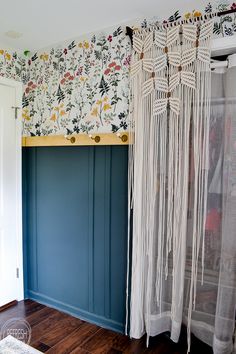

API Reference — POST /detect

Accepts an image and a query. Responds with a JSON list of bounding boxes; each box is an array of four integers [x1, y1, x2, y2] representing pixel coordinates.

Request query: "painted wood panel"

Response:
[[23, 146, 128, 332]]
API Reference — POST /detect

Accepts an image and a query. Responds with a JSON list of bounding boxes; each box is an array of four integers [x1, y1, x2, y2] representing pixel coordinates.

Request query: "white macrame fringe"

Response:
[[127, 19, 213, 353]]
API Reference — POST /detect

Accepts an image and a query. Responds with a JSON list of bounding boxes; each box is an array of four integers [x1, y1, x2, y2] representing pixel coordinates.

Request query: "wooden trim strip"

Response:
[[0, 300, 18, 312], [22, 133, 129, 147]]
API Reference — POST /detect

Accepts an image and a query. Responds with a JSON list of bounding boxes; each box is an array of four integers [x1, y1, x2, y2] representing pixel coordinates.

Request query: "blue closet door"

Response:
[[23, 146, 128, 332]]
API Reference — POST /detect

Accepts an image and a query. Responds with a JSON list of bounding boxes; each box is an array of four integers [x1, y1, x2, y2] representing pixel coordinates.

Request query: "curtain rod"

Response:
[[210, 60, 228, 69], [126, 8, 236, 42]]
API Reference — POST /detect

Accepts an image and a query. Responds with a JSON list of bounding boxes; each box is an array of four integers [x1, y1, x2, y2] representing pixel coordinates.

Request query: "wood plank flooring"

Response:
[[0, 300, 213, 353]]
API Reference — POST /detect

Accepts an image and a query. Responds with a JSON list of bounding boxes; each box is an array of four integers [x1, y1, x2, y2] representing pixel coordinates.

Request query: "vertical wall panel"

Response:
[[36, 147, 91, 310], [88, 147, 95, 314], [110, 147, 128, 325], [93, 147, 107, 317], [104, 146, 112, 319], [23, 146, 128, 332], [25, 148, 38, 293]]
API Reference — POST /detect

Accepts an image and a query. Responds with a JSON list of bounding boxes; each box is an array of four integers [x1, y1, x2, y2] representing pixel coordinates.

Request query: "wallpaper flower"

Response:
[[22, 27, 131, 136]]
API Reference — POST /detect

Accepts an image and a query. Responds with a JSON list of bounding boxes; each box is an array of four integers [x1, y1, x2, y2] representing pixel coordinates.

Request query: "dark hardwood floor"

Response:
[[0, 300, 213, 353]]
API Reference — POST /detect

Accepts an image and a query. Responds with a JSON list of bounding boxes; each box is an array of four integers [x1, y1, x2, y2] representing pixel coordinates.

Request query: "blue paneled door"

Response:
[[23, 146, 128, 333]]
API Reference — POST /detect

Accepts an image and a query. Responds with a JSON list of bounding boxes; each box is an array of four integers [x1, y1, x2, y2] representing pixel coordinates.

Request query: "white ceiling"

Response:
[[0, 0, 207, 51]]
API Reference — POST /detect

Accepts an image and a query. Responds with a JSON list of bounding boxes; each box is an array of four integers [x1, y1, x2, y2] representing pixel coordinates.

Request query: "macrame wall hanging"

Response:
[[127, 18, 214, 352]]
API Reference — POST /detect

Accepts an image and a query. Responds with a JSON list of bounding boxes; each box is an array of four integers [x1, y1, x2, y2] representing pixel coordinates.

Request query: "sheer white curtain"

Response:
[[171, 54, 236, 353], [127, 21, 236, 352], [197, 54, 236, 354]]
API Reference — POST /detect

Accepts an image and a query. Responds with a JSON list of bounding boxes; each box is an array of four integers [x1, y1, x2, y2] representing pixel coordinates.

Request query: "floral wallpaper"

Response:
[[0, 0, 236, 137], [22, 27, 131, 136], [0, 49, 27, 82], [205, 1, 236, 37], [210, 1, 236, 36], [142, 1, 236, 38]]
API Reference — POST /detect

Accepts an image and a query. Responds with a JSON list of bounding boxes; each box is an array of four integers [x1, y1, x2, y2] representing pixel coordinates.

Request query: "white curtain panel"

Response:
[[209, 55, 236, 354], [127, 18, 236, 354]]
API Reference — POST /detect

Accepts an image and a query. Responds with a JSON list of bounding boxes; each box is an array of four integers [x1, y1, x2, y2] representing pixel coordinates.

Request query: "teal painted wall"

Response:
[[23, 146, 128, 332]]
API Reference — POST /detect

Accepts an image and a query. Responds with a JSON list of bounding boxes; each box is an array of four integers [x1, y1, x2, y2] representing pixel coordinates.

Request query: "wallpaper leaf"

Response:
[[31, 53, 38, 62], [213, 22, 221, 35], [205, 2, 213, 13], [22, 93, 29, 108], [68, 41, 76, 50], [113, 26, 123, 37], [57, 85, 65, 103], [168, 10, 181, 23], [99, 76, 110, 96]]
